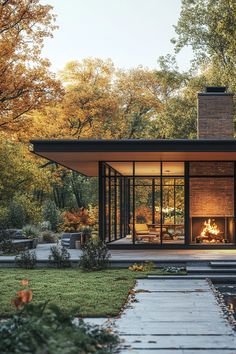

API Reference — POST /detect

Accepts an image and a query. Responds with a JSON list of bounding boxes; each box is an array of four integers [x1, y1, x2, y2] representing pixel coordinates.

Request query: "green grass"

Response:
[[0, 268, 185, 318], [0, 252, 17, 256]]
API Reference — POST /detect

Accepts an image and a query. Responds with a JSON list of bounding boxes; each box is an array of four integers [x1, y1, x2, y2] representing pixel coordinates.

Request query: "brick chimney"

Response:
[[197, 86, 234, 139]]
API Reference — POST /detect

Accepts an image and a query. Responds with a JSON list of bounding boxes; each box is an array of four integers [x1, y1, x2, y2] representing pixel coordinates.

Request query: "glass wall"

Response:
[[104, 164, 127, 242], [162, 178, 185, 244], [101, 161, 235, 246], [102, 161, 185, 245]]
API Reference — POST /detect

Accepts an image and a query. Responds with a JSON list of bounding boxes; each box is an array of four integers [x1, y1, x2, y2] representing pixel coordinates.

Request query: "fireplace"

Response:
[[191, 217, 234, 244]]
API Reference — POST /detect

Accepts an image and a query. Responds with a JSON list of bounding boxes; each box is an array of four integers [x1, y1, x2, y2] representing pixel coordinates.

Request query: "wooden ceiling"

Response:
[[33, 150, 236, 176]]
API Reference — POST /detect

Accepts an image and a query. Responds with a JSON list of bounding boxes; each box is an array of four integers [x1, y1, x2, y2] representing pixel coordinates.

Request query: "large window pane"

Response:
[[135, 179, 153, 224], [162, 178, 185, 244]]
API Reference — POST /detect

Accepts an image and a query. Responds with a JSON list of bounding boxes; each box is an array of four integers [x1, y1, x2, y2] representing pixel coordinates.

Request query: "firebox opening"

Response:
[[191, 217, 234, 244]]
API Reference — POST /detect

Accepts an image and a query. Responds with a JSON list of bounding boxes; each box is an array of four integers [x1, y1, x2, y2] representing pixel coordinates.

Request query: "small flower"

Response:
[[17, 289, 33, 303], [21, 279, 29, 286]]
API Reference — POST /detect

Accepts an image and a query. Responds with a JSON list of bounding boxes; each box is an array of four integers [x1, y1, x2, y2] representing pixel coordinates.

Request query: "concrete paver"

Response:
[[115, 279, 236, 353]]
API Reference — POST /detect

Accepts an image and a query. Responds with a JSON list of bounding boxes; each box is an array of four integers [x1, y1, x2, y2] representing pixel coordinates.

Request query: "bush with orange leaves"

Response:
[[135, 206, 153, 224], [11, 279, 33, 310], [62, 207, 97, 232]]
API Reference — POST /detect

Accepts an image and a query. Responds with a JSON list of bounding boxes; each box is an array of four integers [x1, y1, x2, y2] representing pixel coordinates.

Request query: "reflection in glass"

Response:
[[162, 178, 185, 244], [103, 162, 185, 245]]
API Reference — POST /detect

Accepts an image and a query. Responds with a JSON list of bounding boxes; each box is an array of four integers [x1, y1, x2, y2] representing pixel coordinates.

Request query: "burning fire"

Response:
[[201, 219, 220, 237]]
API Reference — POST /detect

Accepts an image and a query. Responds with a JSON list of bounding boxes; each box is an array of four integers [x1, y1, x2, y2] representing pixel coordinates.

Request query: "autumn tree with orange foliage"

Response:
[[59, 58, 117, 139], [27, 58, 163, 141], [0, 0, 62, 132]]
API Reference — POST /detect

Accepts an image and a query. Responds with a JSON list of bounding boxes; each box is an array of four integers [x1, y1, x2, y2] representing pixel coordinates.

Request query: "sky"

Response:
[[41, 0, 193, 73]]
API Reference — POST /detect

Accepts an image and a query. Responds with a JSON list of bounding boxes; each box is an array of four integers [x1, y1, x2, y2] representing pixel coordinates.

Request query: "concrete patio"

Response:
[[2, 243, 236, 264]]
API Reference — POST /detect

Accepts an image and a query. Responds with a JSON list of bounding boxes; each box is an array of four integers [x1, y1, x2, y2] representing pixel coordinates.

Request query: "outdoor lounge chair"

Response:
[[61, 232, 82, 249], [130, 224, 160, 243]]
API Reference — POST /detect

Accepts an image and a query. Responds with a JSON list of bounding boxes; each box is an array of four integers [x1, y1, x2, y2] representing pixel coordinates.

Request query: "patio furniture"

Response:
[[131, 224, 161, 243], [61, 232, 82, 249], [148, 224, 184, 240], [12, 238, 38, 250], [1, 230, 38, 250], [5, 229, 23, 239]]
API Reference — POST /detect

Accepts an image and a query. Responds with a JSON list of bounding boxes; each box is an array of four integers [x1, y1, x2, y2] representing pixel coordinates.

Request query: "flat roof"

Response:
[[30, 139, 236, 176]]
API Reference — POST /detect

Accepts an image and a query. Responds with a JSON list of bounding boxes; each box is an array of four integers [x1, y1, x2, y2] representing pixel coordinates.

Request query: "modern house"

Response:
[[31, 86, 236, 249]]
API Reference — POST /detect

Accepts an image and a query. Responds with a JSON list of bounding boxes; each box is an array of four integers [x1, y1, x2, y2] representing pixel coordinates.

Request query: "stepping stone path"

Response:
[[115, 279, 236, 354]]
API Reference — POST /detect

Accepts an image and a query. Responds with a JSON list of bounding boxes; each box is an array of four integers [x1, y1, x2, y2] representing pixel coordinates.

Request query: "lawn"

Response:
[[0, 268, 185, 318]]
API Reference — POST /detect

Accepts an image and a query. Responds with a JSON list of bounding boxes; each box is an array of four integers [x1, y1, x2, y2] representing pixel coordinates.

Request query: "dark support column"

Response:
[[234, 162, 236, 245], [114, 172, 117, 240], [132, 162, 135, 245], [108, 167, 111, 242], [174, 178, 176, 225], [184, 161, 190, 245], [123, 177, 129, 237], [120, 177, 123, 239], [160, 162, 163, 245], [127, 178, 130, 236], [152, 178, 155, 224], [98, 162, 104, 241]]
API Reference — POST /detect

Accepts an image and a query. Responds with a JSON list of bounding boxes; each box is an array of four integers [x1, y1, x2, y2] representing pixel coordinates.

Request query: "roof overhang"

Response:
[[30, 139, 236, 176]]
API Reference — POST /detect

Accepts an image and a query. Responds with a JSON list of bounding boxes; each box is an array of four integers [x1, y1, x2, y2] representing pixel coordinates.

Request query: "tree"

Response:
[[172, 0, 236, 90], [0, 0, 62, 131], [0, 137, 51, 226], [143, 55, 197, 139], [48, 168, 98, 209], [56, 60, 163, 139], [0, 138, 50, 203], [59, 58, 117, 138], [113, 67, 162, 138]]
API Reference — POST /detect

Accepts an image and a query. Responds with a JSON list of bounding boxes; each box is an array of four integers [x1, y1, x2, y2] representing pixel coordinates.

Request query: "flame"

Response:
[[201, 219, 220, 237]]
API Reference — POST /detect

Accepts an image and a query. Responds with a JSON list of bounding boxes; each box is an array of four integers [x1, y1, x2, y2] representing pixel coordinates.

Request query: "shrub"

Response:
[[0, 207, 9, 229], [42, 231, 57, 243], [49, 245, 71, 268], [39, 220, 52, 231], [15, 250, 37, 269], [129, 261, 155, 272], [8, 201, 27, 228], [163, 266, 186, 274], [0, 229, 16, 254], [62, 209, 81, 232], [143, 261, 155, 272], [7, 195, 43, 228], [0, 302, 118, 354], [80, 239, 110, 271], [22, 225, 40, 239], [62, 208, 96, 233], [80, 225, 92, 239], [42, 200, 61, 231]]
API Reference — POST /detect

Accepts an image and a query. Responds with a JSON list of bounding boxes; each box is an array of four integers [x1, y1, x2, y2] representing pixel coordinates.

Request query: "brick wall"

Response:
[[197, 94, 234, 139], [190, 177, 234, 217], [190, 162, 234, 176]]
